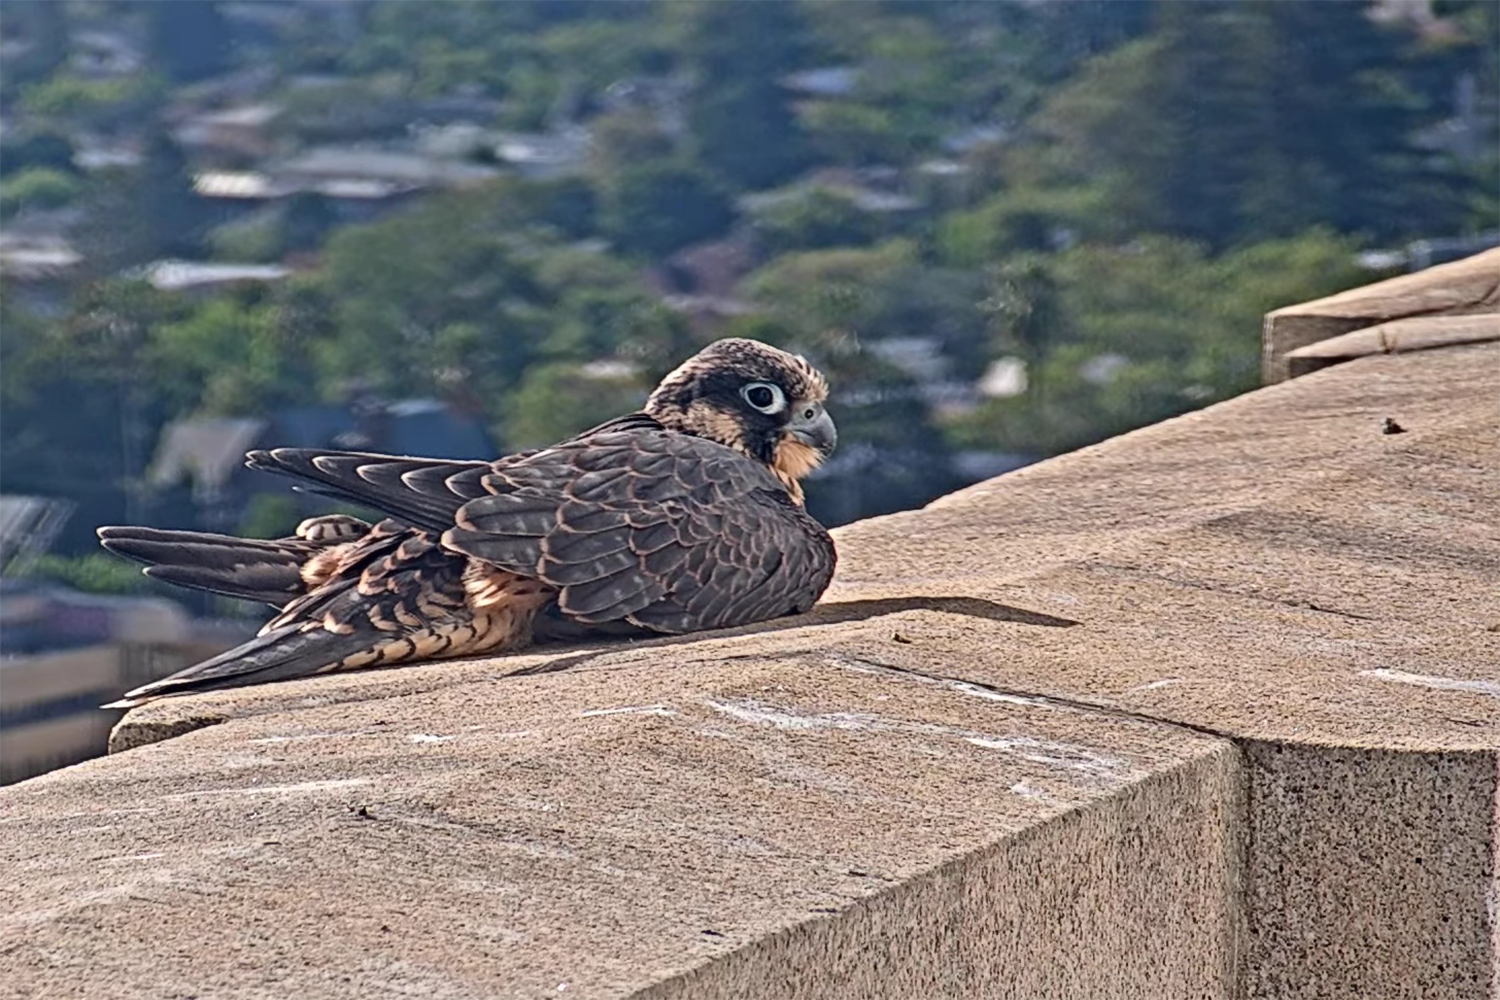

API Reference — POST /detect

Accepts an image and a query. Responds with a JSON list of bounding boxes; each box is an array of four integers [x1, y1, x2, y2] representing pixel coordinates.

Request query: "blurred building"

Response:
[[0, 577, 246, 784]]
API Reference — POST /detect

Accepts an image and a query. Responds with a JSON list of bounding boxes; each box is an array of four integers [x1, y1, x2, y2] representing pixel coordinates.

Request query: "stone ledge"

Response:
[[1262, 246, 1499, 383], [3, 653, 1239, 1000]]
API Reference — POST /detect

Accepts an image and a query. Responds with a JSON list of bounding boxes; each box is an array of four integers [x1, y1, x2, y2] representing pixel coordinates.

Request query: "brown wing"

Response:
[[246, 417, 837, 636], [443, 427, 837, 632]]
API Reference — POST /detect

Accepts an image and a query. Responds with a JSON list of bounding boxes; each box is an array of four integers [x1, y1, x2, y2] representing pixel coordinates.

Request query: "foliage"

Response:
[[682, 0, 811, 190], [603, 160, 733, 257], [0, 167, 83, 217], [501, 361, 650, 449], [750, 187, 882, 255], [2, 0, 1494, 575], [949, 230, 1368, 454], [18, 553, 155, 595]]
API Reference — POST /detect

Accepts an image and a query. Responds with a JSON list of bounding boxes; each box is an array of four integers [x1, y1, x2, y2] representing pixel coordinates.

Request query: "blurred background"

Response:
[[1, 0, 1495, 779]]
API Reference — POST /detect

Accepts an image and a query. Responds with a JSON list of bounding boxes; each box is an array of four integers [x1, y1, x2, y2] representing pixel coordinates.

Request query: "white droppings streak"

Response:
[[1359, 669, 1500, 697], [966, 736, 1137, 781], [165, 778, 371, 799], [824, 654, 1084, 714], [1008, 781, 1051, 800], [579, 705, 676, 718], [706, 700, 875, 731], [407, 734, 455, 744], [708, 698, 1140, 787], [249, 731, 378, 744], [1131, 678, 1187, 692]]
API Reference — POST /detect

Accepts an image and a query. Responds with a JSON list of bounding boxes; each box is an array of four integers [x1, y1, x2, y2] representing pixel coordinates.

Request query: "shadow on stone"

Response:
[[508, 596, 1077, 677]]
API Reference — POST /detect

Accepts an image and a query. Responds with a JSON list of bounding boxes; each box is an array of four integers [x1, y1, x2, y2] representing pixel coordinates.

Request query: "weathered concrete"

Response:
[[1262, 245, 1499, 383], [4, 291, 1499, 997], [1284, 313, 1500, 379], [2, 656, 1240, 1000]]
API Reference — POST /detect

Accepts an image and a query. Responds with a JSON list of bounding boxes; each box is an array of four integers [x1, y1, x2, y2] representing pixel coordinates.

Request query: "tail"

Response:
[[98, 526, 308, 605], [103, 623, 383, 708]]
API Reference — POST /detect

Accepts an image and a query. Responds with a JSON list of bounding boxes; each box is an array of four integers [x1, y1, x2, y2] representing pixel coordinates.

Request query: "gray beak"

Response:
[[787, 403, 837, 455]]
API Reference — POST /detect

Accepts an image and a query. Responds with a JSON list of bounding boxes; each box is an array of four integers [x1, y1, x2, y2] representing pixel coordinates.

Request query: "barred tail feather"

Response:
[[98, 526, 305, 606], [103, 624, 379, 709]]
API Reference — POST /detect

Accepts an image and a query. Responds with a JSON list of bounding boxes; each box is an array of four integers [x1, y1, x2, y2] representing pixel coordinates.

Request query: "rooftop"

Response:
[[3, 252, 1496, 998]]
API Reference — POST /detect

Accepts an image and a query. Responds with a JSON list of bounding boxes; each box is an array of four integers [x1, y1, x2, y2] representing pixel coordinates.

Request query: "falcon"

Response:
[[97, 338, 837, 707]]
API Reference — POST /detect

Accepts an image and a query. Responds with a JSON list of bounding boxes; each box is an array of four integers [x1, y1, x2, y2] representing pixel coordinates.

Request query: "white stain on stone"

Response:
[[1129, 678, 1189, 692], [943, 680, 1070, 710], [708, 698, 1139, 787], [165, 778, 371, 799], [407, 734, 455, 744], [579, 705, 676, 718], [249, 731, 378, 744], [1359, 669, 1500, 697], [825, 654, 1083, 713], [1008, 781, 1052, 800], [706, 700, 876, 731], [966, 735, 1137, 781]]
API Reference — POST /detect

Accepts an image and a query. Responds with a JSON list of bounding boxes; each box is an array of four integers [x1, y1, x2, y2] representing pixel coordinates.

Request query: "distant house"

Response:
[[650, 237, 757, 300], [940, 122, 1012, 156], [780, 67, 861, 99], [69, 29, 144, 80], [867, 337, 951, 383], [738, 167, 923, 217], [220, 1, 307, 40], [173, 103, 284, 162], [0, 233, 84, 317], [490, 127, 593, 180], [643, 237, 760, 335], [146, 398, 497, 531], [139, 259, 292, 295], [274, 145, 502, 189], [599, 75, 689, 136], [73, 134, 144, 172], [192, 168, 422, 225]]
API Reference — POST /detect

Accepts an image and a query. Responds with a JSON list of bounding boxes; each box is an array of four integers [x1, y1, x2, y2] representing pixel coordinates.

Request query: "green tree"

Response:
[[0, 168, 83, 218], [1249, 0, 1447, 237], [950, 231, 1367, 455], [751, 187, 882, 255], [604, 160, 732, 257], [500, 361, 650, 449], [147, 1, 233, 84], [682, 0, 810, 189]]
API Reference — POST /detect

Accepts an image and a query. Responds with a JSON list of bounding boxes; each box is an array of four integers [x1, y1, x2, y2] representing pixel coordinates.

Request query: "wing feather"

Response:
[[242, 416, 835, 637], [442, 426, 835, 633]]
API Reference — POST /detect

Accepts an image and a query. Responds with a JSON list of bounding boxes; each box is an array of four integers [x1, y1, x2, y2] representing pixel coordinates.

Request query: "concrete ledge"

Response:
[[5, 297, 1498, 996], [1283, 313, 1500, 379], [1262, 246, 1499, 383], [3, 653, 1238, 999]]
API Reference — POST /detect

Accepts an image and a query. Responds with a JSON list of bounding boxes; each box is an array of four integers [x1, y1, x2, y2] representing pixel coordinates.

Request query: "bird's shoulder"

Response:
[[488, 411, 786, 501]]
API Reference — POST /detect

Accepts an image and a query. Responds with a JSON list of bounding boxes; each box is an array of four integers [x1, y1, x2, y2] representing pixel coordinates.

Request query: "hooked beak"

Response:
[[786, 403, 837, 456]]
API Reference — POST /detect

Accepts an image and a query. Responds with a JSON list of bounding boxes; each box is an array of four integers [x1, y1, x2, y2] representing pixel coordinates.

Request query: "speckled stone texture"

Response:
[[2, 656, 1240, 1000]]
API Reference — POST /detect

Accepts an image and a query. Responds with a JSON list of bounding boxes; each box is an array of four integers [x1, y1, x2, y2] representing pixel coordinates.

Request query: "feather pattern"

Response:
[[98, 338, 838, 706]]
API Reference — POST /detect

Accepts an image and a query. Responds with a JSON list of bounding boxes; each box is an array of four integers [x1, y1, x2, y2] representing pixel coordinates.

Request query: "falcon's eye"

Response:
[[740, 381, 786, 415]]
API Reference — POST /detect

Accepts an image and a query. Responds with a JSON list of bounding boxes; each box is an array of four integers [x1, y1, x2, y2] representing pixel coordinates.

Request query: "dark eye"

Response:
[[741, 381, 786, 414]]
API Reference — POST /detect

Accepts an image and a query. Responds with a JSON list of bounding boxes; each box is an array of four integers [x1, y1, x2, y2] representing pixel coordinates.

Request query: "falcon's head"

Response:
[[646, 338, 836, 504]]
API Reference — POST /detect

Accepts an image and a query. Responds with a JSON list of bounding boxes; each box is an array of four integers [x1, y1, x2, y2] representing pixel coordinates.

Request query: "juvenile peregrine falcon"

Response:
[[98, 338, 837, 706]]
